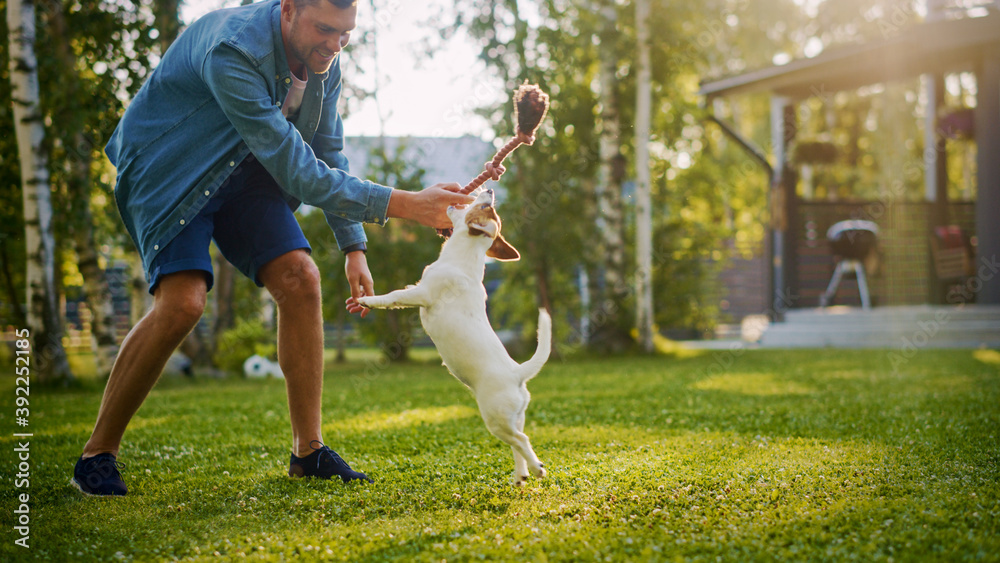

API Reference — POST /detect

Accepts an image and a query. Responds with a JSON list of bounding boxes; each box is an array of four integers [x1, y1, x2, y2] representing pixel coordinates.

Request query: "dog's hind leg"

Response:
[[486, 417, 545, 481], [515, 394, 545, 479], [510, 409, 535, 485], [511, 448, 529, 486]]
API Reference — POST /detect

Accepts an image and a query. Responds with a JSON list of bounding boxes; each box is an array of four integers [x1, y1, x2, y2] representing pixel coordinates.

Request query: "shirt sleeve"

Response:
[[202, 43, 393, 230]]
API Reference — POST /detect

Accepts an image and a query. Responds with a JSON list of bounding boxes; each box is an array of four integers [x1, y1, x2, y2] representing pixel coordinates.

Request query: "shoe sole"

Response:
[[288, 470, 372, 484], [69, 477, 127, 497]]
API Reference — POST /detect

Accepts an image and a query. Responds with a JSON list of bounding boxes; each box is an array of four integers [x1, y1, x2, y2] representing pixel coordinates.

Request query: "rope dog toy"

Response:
[[438, 82, 550, 237]]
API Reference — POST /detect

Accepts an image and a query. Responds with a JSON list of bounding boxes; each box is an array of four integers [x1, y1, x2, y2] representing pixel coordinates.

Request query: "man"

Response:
[[71, 0, 473, 496]]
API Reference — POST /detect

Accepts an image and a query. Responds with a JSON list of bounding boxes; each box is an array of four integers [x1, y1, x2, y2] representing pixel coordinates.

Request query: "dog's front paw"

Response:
[[511, 472, 529, 487], [356, 296, 373, 308]]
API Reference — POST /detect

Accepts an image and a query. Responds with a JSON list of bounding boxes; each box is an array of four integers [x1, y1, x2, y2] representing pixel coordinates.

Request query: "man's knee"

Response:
[[153, 272, 208, 328], [262, 251, 322, 304]]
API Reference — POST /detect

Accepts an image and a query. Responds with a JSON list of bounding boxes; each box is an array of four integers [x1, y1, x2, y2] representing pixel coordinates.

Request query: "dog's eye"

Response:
[[481, 204, 489, 209]]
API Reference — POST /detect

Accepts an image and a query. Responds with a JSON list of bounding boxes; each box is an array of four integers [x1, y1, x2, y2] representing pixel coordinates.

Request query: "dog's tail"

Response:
[[517, 308, 551, 383]]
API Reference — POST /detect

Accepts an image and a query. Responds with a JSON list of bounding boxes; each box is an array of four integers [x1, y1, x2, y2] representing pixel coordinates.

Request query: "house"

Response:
[[698, 5, 1000, 347]]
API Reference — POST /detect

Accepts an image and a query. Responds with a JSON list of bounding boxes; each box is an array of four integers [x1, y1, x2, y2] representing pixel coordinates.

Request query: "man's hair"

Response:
[[292, 0, 357, 9]]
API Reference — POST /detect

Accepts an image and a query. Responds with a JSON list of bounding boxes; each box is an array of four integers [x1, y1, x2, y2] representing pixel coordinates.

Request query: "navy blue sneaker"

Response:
[[288, 441, 372, 483], [71, 453, 128, 496]]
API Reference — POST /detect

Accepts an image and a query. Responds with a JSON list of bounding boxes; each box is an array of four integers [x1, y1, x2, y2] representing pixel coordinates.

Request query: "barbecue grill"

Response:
[[819, 220, 879, 309]]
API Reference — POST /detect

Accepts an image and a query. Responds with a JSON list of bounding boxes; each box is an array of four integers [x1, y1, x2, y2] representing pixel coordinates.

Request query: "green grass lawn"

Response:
[[2, 348, 998, 561]]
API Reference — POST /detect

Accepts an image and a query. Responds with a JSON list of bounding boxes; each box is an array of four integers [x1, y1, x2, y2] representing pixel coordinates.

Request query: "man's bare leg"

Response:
[[82, 271, 208, 458], [258, 250, 325, 458]]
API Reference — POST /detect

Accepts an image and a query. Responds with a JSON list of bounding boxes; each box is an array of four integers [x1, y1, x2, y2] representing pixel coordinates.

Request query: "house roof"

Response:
[[699, 11, 1000, 99], [342, 135, 494, 188]]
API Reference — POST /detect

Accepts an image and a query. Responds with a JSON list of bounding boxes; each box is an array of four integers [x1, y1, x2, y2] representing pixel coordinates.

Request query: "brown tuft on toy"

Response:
[[439, 82, 550, 237], [514, 83, 550, 143], [463, 82, 550, 194]]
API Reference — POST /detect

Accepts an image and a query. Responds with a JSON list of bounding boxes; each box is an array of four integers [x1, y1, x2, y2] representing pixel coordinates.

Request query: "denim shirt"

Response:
[[105, 0, 391, 275]]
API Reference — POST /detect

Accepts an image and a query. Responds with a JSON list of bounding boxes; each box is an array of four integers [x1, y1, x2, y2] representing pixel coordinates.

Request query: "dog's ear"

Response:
[[487, 233, 520, 261]]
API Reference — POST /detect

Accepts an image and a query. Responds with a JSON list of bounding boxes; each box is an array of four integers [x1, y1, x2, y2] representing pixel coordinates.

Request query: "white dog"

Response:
[[356, 188, 551, 485]]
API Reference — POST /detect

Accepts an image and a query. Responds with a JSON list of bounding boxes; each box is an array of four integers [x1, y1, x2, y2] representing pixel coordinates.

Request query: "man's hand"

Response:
[[344, 250, 374, 318], [386, 183, 475, 230]]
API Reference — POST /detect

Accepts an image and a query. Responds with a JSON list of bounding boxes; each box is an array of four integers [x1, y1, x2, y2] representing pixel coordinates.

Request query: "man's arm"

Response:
[[203, 45, 471, 230], [204, 44, 391, 224]]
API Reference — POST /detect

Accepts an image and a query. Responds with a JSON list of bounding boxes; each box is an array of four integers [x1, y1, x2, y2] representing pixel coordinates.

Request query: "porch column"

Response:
[[924, 73, 948, 224], [925, 73, 949, 304], [770, 95, 798, 317], [975, 50, 1000, 304]]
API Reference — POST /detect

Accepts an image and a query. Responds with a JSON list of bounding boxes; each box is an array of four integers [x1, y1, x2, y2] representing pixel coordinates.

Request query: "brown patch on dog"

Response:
[[465, 205, 520, 261]]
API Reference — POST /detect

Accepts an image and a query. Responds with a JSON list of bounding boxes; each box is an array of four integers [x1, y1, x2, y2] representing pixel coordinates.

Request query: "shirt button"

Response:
[[154, 244, 160, 250], [229, 161, 235, 167], [180, 219, 186, 225], [205, 190, 211, 196], [285, 78, 291, 84]]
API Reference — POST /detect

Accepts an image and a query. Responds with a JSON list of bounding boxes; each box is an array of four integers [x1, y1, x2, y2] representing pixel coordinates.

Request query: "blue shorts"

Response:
[[147, 155, 311, 294]]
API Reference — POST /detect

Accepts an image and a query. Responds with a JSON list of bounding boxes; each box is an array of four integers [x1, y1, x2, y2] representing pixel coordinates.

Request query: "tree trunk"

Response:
[[335, 305, 346, 363], [0, 237, 27, 326], [530, 241, 560, 360], [213, 256, 237, 345], [152, 0, 182, 54], [634, 0, 654, 353], [383, 310, 410, 362], [590, 0, 632, 352], [8, 0, 74, 383]]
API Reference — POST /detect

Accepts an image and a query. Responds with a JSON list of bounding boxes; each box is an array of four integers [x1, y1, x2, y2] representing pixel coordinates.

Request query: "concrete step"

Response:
[[783, 305, 1000, 323], [759, 305, 1000, 348], [763, 320, 1000, 333], [761, 330, 1000, 348]]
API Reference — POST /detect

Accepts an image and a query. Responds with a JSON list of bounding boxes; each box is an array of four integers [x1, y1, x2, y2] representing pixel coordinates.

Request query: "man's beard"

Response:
[[287, 27, 334, 75]]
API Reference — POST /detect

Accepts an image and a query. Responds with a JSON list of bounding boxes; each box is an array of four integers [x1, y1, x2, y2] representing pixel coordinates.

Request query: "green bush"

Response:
[[212, 319, 277, 375]]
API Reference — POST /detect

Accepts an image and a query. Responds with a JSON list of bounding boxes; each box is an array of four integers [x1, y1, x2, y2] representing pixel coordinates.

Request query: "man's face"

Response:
[[281, 0, 356, 76]]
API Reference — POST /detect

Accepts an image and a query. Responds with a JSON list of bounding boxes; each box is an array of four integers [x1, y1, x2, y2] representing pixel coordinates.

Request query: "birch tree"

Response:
[[591, 0, 632, 352], [634, 0, 653, 353], [7, 0, 73, 382]]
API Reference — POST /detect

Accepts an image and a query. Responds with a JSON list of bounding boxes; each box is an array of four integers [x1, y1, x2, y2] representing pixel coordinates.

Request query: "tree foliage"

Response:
[[433, 0, 785, 345], [1, 0, 156, 330]]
